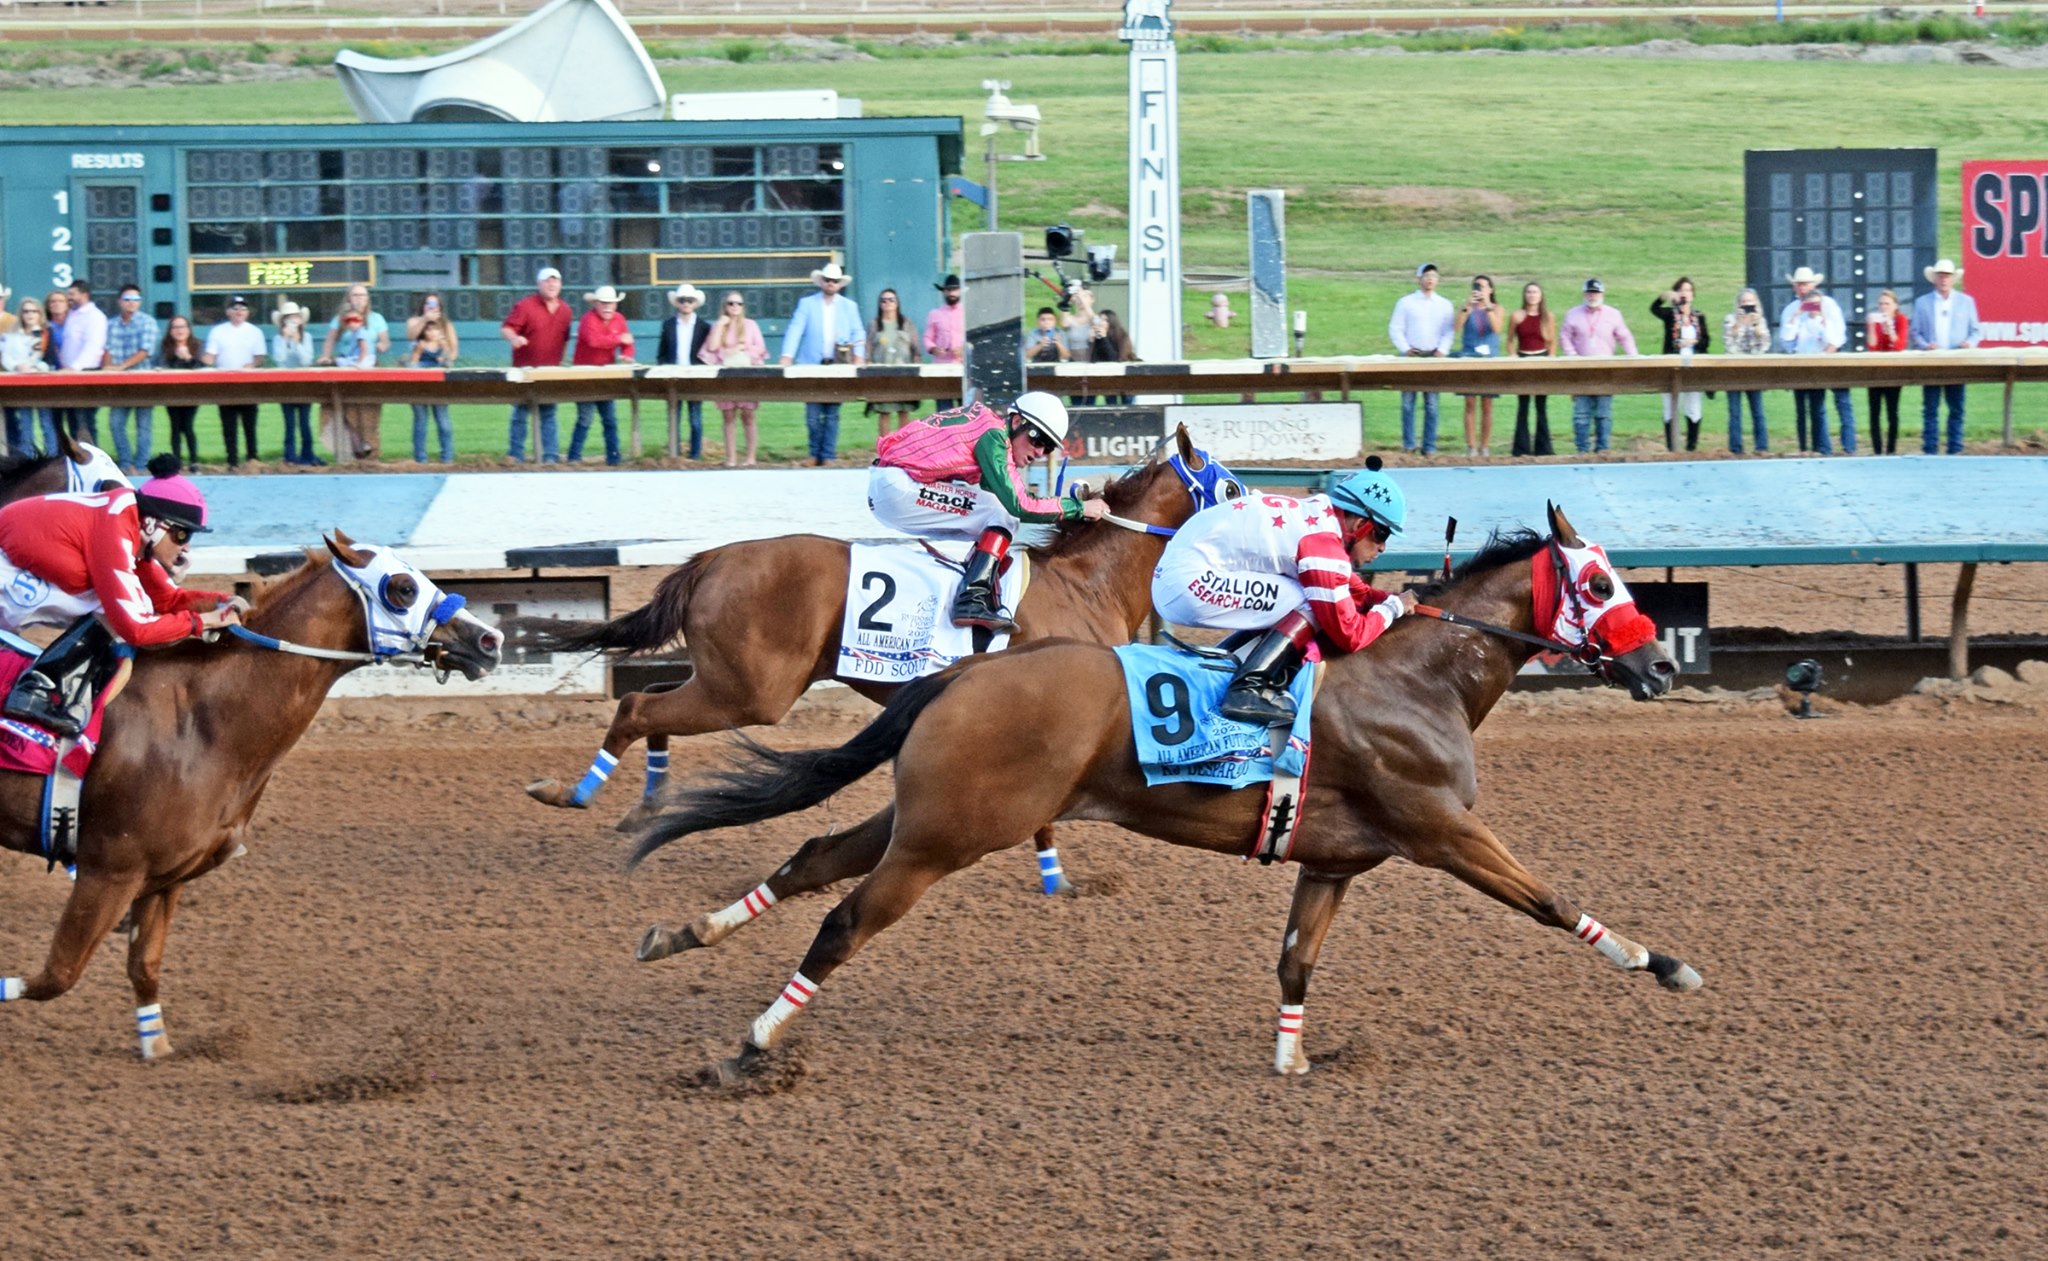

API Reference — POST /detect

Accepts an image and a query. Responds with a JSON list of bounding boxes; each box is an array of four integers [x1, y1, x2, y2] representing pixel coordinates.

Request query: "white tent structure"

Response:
[[334, 0, 665, 124]]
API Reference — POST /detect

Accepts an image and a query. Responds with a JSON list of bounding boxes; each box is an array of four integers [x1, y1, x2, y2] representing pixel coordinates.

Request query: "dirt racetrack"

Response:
[[3, 688, 2045, 1259]]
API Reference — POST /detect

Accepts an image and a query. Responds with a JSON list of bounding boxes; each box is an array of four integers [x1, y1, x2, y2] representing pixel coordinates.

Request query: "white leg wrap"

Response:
[[1, 977, 23, 1002], [705, 884, 779, 937], [136, 1003, 166, 1059], [1274, 1003, 1306, 1075], [1575, 914, 1648, 970], [748, 971, 816, 1050]]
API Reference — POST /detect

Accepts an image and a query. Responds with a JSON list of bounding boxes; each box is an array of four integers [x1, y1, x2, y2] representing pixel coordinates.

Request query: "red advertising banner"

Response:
[[1962, 160, 2048, 347]]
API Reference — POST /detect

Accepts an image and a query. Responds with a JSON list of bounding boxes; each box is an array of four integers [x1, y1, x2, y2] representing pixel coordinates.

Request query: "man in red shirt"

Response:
[[567, 285, 637, 465], [499, 266, 573, 463], [0, 474, 241, 736]]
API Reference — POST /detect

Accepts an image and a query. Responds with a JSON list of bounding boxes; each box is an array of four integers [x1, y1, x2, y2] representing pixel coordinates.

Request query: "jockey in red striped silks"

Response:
[[867, 390, 1107, 632], [1151, 458, 1414, 727]]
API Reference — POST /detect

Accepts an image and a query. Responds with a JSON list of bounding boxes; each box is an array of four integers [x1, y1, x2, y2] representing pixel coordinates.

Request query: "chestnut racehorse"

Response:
[[0, 429, 123, 503], [0, 535, 503, 1059], [633, 506, 1700, 1077], [522, 425, 1239, 888]]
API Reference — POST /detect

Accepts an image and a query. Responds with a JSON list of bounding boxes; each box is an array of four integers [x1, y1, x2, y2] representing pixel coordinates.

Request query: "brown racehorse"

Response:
[[0, 429, 123, 503], [632, 506, 1699, 1077], [0, 534, 503, 1059], [521, 425, 1239, 885]]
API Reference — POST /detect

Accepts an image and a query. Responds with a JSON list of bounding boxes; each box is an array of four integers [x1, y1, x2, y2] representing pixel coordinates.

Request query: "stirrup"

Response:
[[950, 591, 1017, 633], [1218, 679, 1298, 728], [3, 676, 84, 738]]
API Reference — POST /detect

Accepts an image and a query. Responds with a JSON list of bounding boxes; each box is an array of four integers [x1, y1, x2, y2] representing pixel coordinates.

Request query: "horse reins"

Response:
[[1409, 534, 1605, 666]]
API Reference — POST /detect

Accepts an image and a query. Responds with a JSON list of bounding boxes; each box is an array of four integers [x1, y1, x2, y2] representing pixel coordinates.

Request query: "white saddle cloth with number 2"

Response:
[[836, 544, 1024, 685]]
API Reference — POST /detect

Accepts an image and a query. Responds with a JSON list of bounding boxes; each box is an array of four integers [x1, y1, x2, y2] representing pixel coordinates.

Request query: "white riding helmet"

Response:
[[1008, 391, 1070, 446]]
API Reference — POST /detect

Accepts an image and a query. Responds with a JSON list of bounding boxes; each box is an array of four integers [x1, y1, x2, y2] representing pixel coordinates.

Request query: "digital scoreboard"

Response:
[[2, 119, 961, 354], [1744, 148, 1940, 350]]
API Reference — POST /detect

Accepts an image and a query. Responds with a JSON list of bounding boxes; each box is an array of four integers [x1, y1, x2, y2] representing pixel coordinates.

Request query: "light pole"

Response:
[[979, 79, 1043, 231]]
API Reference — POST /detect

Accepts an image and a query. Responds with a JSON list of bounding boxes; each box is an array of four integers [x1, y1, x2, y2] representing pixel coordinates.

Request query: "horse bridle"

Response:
[[1410, 536, 1608, 668], [220, 559, 470, 680], [1098, 452, 1245, 540]]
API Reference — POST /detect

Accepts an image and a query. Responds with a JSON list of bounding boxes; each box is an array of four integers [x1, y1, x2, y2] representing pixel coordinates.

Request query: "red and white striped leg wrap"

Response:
[[705, 883, 779, 937], [1575, 913, 1647, 970], [749, 970, 817, 1050], [1274, 1004, 1307, 1074]]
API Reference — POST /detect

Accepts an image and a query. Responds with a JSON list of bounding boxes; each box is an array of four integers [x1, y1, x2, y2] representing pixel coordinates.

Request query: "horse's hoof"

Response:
[[1275, 1054, 1311, 1077], [1647, 953, 1703, 992], [635, 923, 704, 962], [523, 779, 583, 809], [715, 1042, 771, 1087], [138, 1034, 172, 1061]]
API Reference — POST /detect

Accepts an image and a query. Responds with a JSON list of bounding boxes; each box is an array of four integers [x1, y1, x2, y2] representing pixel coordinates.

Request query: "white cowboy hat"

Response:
[[1923, 258, 1964, 282], [271, 299, 308, 326], [1786, 265, 1826, 285], [0, 285, 11, 303], [811, 262, 851, 283], [584, 285, 625, 304], [669, 283, 706, 306]]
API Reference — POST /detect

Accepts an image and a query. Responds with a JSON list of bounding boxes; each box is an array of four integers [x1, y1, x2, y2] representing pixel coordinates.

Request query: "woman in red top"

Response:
[[0, 470, 240, 736], [568, 285, 637, 466], [1864, 289, 1909, 454], [1509, 282, 1558, 457]]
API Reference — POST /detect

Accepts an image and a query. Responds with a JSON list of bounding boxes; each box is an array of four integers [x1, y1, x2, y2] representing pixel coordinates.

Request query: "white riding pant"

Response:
[[1151, 556, 1306, 631], [867, 465, 1020, 542], [0, 546, 102, 634]]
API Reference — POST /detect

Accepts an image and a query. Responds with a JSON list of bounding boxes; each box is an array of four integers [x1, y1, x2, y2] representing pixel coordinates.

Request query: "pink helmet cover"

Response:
[[135, 473, 209, 529]]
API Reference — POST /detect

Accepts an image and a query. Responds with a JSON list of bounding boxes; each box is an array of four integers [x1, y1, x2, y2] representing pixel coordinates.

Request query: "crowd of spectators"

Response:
[[1384, 260, 1987, 458], [0, 255, 1993, 471]]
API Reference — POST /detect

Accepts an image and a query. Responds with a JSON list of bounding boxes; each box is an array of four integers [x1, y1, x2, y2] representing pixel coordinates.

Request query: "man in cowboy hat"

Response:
[[568, 284, 636, 465], [924, 273, 965, 410], [1909, 258, 1982, 455], [103, 282, 160, 474], [1777, 266, 1856, 454], [655, 282, 713, 458], [779, 261, 866, 465]]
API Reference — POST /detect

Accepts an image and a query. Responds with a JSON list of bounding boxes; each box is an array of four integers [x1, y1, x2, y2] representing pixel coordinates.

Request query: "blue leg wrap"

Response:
[[1038, 848, 1066, 896], [643, 748, 670, 800], [569, 750, 619, 807]]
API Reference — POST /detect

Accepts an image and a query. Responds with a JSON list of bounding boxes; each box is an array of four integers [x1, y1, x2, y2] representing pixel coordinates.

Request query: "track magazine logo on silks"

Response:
[[914, 485, 977, 518], [5, 570, 51, 611]]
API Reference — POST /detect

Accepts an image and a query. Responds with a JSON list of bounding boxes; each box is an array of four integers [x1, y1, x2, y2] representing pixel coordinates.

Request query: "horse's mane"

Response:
[[1412, 528, 1547, 602], [245, 550, 335, 617], [1027, 461, 1161, 562], [0, 451, 60, 489]]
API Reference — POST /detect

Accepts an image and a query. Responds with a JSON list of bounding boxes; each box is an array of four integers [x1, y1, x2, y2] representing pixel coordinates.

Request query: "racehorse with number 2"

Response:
[[632, 504, 1701, 1079]]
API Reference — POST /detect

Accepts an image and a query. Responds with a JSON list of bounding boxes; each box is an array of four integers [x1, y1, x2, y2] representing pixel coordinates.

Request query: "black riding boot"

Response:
[[951, 528, 1018, 633], [1218, 609, 1317, 728], [1685, 418, 1702, 451], [3, 617, 114, 738]]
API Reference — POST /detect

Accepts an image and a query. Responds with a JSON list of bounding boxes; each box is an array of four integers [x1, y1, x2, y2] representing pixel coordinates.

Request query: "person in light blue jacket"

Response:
[[777, 262, 866, 464], [1908, 258, 1982, 455]]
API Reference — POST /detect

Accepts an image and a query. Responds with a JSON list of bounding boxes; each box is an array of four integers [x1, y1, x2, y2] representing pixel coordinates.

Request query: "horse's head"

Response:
[[1124, 423, 1243, 525], [325, 532, 504, 681], [1538, 504, 1675, 701]]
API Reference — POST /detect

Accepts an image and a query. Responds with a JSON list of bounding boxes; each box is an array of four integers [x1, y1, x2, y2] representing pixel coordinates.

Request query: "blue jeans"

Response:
[[4, 408, 55, 457], [1808, 388, 1857, 455], [281, 402, 319, 464], [107, 407, 153, 470], [1921, 384, 1966, 454], [1726, 391, 1767, 453], [569, 400, 622, 464], [671, 399, 705, 459], [412, 404, 454, 463], [508, 403, 559, 463], [1398, 392, 1440, 453], [64, 409, 98, 444], [806, 401, 842, 461], [1571, 395, 1614, 452]]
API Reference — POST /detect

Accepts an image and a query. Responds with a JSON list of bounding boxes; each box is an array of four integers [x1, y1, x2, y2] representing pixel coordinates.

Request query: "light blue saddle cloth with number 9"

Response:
[[1112, 642, 1315, 789]]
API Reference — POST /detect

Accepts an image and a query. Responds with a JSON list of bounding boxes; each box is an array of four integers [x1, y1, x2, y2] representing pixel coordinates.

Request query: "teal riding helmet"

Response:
[[1326, 455, 1407, 535]]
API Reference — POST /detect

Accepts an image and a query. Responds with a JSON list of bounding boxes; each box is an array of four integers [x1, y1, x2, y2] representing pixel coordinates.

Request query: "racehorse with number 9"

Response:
[[630, 503, 1700, 1079]]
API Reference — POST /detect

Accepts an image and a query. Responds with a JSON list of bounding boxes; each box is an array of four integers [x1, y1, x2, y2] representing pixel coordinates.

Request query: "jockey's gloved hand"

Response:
[[223, 595, 253, 616], [199, 606, 242, 633], [1080, 498, 1110, 522]]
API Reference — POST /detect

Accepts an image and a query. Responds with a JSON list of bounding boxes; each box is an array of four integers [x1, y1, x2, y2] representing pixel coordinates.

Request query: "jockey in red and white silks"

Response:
[[867, 390, 1107, 633], [1151, 459, 1415, 727]]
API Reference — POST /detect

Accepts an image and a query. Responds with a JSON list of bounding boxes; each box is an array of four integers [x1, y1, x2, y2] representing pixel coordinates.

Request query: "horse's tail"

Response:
[[629, 669, 962, 868], [526, 555, 710, 656]]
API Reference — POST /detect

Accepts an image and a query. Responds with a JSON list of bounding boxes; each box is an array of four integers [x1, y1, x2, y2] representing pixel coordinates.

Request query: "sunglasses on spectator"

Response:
[[726, 300, 744, 307]]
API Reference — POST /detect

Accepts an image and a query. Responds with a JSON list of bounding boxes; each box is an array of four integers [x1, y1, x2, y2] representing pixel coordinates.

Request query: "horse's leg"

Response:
[[1273, 864, 1377, 1075], [1032, 825, 1072, 896], [636, 805, 897, 962], [1, 868, 146, 1008], [124, 884, 185, 1060], [1418, 818, 1703, 992], [737, 847, 962, 1058]]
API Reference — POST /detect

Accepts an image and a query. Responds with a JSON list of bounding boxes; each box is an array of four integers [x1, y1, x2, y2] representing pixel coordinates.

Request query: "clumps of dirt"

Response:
[[1905, 659, 2048, 710], [1066, 868, 1131, 898], [252, 1010, 455, 1105], [675, 1041, 809, 1098], [179, 1022, 255, 1064]]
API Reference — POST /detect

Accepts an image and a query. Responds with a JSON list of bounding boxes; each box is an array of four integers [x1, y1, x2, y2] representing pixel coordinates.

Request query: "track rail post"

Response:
[[1949, 562, 1978, 680]]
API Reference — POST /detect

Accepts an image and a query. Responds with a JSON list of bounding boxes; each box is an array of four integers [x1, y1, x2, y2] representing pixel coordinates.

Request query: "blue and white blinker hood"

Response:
[[330, 545, 467, 658], [1168, 449, 1244, 510]]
